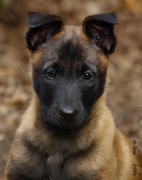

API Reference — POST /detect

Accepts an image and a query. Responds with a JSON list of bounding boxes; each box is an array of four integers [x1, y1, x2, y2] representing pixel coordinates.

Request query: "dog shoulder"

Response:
[[113, 129, 142, 179]]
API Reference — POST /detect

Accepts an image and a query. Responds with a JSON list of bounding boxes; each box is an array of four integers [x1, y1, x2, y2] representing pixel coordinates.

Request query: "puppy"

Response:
[[4, 12, 142, 180]]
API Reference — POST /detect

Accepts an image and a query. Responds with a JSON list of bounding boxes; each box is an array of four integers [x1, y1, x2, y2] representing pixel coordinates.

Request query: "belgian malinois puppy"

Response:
[[4, 12, 142, 180]]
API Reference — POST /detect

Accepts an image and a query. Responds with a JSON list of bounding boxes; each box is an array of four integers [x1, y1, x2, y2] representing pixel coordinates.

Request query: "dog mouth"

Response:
[[42, 108, 90, 134], [39, 101, 93, 134]]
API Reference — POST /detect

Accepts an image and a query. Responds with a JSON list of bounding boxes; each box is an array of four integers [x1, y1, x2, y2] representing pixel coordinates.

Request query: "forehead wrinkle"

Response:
[[57, 41, 85, 74], [61, 25, 81, 41], [55, 27, 99, 75], [35, 25, 102, 75], [58, 29, 88, 61], [41, 42, 61, 69]]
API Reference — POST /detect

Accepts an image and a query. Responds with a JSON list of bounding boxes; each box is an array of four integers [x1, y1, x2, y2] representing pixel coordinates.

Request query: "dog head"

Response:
[[26, 12, 119, 133]]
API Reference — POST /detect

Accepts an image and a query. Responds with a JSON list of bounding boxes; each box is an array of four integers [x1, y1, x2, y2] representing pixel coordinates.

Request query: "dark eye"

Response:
[[84, 72, 93, 81], [46, 70, 56, 79]]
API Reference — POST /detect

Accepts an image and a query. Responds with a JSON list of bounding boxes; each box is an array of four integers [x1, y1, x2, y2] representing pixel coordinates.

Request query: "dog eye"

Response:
[[83, 72, 94, 81], [46, 70, 56, 78]]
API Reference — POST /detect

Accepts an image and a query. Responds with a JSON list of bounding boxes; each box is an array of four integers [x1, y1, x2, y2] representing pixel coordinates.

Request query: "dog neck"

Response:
[[18, 92, 115, 156]]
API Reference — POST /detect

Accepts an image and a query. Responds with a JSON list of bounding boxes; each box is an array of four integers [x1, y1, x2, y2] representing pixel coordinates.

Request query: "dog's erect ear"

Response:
[[83, 12, 119, 54], [26, 12, 63, 51]]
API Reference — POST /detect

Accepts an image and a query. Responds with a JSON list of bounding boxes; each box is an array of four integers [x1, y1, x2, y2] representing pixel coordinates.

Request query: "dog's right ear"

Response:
[[26, 12, 63, 51]]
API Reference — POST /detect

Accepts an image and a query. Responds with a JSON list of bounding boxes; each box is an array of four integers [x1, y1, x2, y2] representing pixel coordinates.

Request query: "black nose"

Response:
[[59, 106, 78, 122]]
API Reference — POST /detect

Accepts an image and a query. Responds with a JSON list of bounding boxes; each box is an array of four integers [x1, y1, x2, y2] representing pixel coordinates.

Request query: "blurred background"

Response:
[[0, 0, 142, 178]]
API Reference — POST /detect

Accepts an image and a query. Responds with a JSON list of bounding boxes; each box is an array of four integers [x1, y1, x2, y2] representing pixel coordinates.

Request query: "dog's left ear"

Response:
[[26, 12, 63, 51], [83, 12, 119, 54]]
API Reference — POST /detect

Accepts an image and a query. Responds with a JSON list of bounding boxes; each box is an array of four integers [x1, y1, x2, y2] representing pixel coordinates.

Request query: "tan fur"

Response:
[[4, 23, 142, 180], [4, 91, 142, 180]]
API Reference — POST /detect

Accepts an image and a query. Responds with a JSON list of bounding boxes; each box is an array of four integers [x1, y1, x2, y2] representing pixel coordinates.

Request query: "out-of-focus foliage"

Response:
[[0, 1, 142, 179], [0, 0, 10, 10], [121, 0, 142, 15]]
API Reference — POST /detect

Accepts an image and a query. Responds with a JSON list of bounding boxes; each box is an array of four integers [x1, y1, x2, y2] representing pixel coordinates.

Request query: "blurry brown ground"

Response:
[[0, 0, 142, 179]]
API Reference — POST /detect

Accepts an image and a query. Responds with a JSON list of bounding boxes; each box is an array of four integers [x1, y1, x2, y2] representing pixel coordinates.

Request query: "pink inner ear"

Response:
[[31, 31, 39, 47], [40, 27, 49, 38], [103, 39, 111, 51], [26, 16, 63, 51], [30, 26, 49, 47], [91, 24, 111, 51], [91, 24, 102, 38], [91, 25, 103, 45]]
